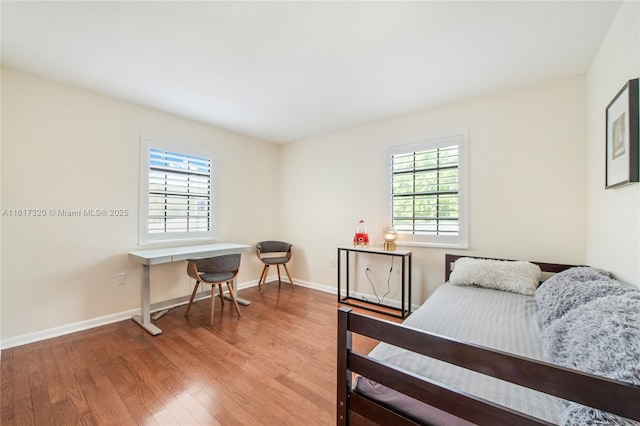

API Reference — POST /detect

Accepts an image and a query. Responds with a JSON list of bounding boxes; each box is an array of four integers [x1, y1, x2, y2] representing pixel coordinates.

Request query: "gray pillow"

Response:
[[543, 266, 612, 283]]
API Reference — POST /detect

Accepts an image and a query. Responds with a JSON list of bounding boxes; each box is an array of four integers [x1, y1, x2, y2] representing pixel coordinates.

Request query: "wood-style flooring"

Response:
[[1, 283, 381, 425]]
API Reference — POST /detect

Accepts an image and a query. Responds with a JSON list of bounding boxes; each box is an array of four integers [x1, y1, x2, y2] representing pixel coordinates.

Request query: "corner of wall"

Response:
[[586, 0, 640, 285], [0, 65, 4, 348]]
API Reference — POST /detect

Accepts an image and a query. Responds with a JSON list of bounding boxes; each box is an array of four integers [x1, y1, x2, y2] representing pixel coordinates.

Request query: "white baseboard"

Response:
[[266, 277, 420, 311], [287, 277, 337, 294], [1, 280, 261, 350], [1, 307, 141, 350], [0, 276, 416, 350]]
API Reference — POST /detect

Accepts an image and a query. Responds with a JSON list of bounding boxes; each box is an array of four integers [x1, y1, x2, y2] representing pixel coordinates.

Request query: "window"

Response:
[[387, 133, 468, 248], [139, 136, 216, 244]]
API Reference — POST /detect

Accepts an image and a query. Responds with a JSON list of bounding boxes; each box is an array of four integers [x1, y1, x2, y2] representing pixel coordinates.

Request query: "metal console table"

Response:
[[337, 246, 412, 319]]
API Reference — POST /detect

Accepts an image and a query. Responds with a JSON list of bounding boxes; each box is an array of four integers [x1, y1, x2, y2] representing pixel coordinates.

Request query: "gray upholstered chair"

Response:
[[185, 253, 242, 326], [256, 241, 295, 293]]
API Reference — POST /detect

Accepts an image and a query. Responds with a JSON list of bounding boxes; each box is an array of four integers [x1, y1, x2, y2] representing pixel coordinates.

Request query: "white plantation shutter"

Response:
[[391, 145, 459, 235], [140, 136, 216, 243], [387, 134, 468, 248]]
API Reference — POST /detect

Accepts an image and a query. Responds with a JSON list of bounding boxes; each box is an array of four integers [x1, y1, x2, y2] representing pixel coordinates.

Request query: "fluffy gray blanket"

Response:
[[535, 267, 631, 327], [536, 268, 640, 425]]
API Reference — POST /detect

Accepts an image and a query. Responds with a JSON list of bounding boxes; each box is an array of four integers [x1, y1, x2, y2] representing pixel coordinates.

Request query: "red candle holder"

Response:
[[353, 219, 369, 248]]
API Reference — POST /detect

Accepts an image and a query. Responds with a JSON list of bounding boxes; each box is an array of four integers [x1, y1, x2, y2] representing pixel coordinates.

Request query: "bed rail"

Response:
[[337, 307, 640, 425]]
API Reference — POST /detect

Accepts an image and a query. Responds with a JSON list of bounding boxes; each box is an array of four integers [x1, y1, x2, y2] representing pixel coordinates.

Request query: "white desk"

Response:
[[128, 242, 251, 335]]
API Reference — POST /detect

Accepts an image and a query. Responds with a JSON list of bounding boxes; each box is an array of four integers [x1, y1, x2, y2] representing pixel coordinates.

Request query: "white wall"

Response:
[[1, 67, 280, 341], [6, 3, 638, 342], [586, 0, 640, 286], [0, 65, 3, 345], [279, 77, 588, 303]]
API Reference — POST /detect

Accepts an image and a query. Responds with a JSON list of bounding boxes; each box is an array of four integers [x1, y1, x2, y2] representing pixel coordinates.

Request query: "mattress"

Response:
[[354, 283, 563, 424]]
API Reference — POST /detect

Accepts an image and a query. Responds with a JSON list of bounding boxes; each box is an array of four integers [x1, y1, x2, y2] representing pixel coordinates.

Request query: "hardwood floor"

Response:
[[1, 284, 381, 425]]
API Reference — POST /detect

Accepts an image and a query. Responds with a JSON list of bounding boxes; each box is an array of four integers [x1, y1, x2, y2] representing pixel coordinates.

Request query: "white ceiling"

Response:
[[1, 1, 622, 144]]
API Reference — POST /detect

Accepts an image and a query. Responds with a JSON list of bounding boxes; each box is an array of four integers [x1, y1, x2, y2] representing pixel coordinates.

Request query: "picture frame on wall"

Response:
[[605, 78, 639, 189]]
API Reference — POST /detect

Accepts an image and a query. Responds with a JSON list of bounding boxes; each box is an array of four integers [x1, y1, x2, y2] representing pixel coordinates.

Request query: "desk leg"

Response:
[[223, 278, 251, 306], [132, 264, 163, 335]]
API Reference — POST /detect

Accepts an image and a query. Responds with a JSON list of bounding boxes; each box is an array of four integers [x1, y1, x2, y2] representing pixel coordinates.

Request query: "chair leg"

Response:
[[258, 265, 269, 293], [209, 284, 222, 327], [226, 281, 242, 317], [210, 285, 216, 326], [217, 283, 224, 306], [185, 281, 200, 317], [283, 264, 295, 290], [276, 265, 282, 287]]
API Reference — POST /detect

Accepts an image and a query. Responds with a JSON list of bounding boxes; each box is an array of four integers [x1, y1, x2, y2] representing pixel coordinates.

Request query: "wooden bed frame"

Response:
[[337, 254, 640, 425]]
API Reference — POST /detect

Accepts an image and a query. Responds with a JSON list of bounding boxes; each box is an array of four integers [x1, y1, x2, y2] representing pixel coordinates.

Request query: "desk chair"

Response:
[[185, 253, 242, 326], [256, 241, 295, 293]]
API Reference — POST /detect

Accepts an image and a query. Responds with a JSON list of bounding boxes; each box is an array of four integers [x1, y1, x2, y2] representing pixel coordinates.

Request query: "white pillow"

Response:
[[449, 257, 542, 296]]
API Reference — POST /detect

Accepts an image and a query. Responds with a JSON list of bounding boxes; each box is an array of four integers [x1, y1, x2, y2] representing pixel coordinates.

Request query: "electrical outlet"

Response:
[[116, 272, 126, 285]]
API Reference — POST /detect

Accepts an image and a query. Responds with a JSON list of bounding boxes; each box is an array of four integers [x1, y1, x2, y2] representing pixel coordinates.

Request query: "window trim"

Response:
[[386, 132, 469, 249], [139, 135, 217, 245]]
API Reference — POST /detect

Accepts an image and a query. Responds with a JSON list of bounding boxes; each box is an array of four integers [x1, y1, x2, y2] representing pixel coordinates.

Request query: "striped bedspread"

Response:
[[355, 283, 563, 424]]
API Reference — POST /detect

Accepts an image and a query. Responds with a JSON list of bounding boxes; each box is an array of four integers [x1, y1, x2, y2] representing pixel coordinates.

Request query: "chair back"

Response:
[[188, 253, 241, 279], [256, 241, 292, 254]]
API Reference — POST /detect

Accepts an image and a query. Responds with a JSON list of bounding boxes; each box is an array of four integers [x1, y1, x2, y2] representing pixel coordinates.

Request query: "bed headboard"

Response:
[[444, 254, 579, 282]]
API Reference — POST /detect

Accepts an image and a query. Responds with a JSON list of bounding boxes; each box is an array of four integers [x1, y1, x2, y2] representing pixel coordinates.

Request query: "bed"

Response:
[[337, 254, 640, 425]]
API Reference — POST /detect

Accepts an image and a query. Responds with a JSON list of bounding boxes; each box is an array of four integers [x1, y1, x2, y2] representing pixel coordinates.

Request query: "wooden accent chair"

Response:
[[256, 241, 295, 293], [185, 253, 242, 326]]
